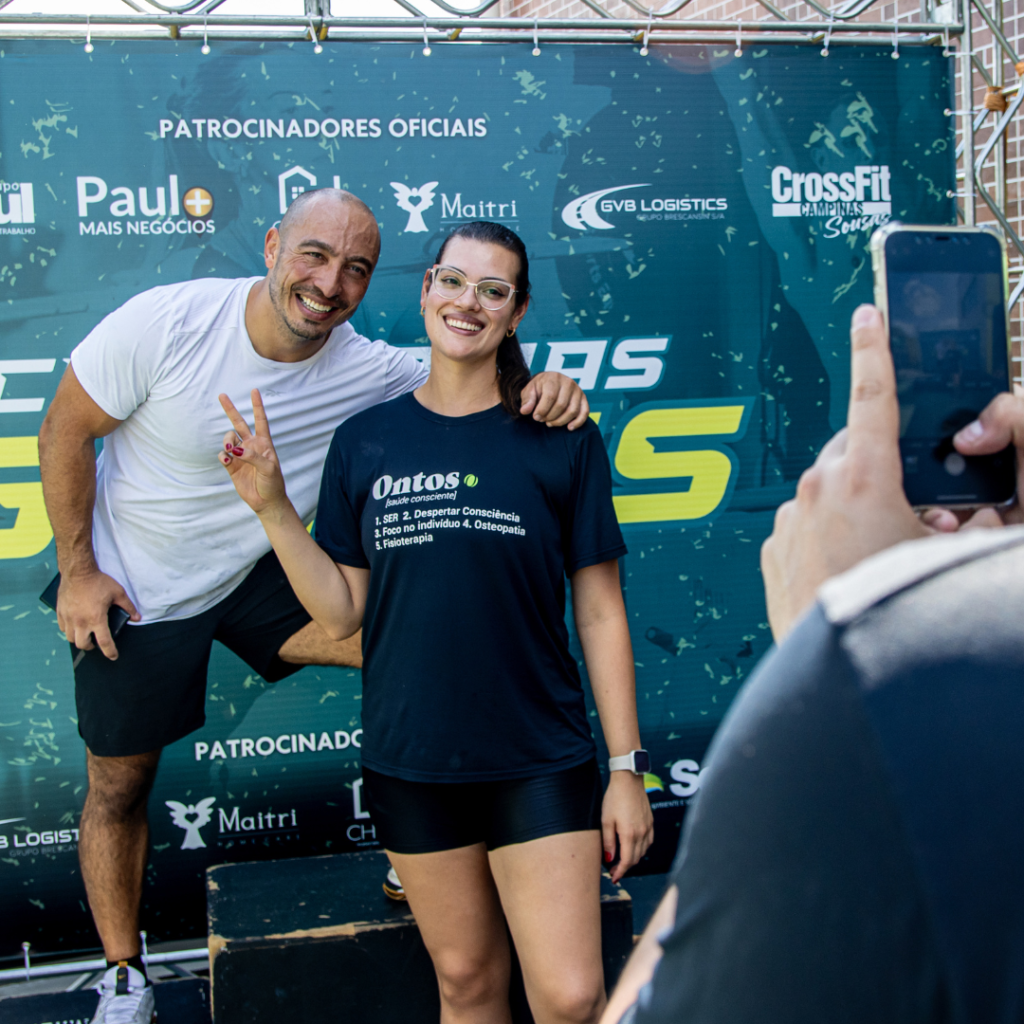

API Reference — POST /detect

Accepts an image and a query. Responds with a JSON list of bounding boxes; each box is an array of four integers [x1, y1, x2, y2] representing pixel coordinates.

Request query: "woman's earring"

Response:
[[506, 325, 516, 337], [420, 306, 425, 316]]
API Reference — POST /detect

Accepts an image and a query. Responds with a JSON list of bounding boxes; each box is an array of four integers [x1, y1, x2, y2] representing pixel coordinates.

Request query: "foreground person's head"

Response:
[[422, 221, 532, 413], [264, 188, 381, 345]]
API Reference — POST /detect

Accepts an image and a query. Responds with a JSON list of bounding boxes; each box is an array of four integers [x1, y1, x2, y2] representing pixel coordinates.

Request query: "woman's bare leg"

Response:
[[488, 830, 605, 1024], [387, 844, 513, 1024]]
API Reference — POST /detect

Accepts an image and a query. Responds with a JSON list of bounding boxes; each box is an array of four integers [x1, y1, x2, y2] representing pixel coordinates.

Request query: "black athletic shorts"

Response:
[[74, 550, 312, 757], [362, 758, 603, 854]]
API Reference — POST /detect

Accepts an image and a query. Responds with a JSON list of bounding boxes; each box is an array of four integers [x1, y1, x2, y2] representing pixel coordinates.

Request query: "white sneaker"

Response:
[[91, 963, 156, 1024]]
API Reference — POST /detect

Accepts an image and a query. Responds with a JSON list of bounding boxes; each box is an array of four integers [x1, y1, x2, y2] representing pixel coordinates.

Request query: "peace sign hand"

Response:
[[218, 389, 290, 517]]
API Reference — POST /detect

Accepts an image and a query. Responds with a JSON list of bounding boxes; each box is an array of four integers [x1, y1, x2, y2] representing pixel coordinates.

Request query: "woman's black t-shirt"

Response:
[[314, 392, 627, 783]]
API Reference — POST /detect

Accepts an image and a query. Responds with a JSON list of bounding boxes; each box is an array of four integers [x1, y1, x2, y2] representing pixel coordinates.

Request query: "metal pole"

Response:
[[0, 945, 209, 984], [0, 11, 968, 31], [993, 0, 1005, 213], [962, 0, 976, 224], [0, 27, 967, 44]]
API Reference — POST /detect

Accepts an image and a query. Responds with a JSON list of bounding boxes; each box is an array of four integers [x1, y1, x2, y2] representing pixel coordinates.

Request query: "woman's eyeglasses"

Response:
[[430, 266, 516, 311]]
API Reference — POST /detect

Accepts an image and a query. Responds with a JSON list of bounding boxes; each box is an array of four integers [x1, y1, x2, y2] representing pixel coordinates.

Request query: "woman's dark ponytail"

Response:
[[433, 221, 531, 416], [495, 328, 532, 416]]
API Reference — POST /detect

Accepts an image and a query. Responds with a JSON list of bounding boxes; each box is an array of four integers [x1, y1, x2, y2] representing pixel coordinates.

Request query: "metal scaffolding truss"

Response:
[[0, 0, 963, 49], [951, 0, 1024, 313]]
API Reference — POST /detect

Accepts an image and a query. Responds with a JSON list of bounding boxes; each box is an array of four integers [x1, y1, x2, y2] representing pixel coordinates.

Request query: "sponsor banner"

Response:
[[0, 40, 953, 953]]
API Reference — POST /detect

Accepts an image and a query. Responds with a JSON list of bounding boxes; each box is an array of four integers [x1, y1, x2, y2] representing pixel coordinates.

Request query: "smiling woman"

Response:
[[419, 220, 533, 416], [217, 220, 651, 1024]]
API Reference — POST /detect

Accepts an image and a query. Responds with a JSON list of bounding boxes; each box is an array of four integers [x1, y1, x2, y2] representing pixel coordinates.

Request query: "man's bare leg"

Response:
[[278, 622, 363, 668], [79, 748, 161, 960], [77, 622, 357, 961]]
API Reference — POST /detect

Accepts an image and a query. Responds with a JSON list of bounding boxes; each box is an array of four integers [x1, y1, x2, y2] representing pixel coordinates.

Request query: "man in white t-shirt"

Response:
[[37, 189, 588, 1023]]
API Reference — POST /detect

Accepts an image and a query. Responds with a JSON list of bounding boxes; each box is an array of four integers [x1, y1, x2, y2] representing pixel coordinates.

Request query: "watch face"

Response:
[[634, 750, 651, 774]]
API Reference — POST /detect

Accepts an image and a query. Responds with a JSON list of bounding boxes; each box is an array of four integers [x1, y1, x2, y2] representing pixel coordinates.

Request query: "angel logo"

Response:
[[561, 184, 649, 231], [166, 797, 216, 850], [391, 181, 438, 233]]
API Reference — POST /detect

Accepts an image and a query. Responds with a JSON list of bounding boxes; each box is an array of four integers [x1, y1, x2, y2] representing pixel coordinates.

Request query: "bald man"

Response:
[[38, 190, 588, 1024]]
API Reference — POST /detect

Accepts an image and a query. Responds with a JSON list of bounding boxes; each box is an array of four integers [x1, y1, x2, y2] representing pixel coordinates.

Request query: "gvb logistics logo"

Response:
[[77, 174, 215, 236], [562, 184, 727, 231], [770, 163, 891, 238], [0, 182, 35, 235], [0, 816, 80, 855]]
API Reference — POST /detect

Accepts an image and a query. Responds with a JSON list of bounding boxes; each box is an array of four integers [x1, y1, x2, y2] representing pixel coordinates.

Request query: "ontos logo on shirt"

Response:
[[372, 471, 460, 500]]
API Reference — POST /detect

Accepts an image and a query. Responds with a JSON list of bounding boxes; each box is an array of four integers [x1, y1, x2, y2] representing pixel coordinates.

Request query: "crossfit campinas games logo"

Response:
[[770, 163, 892, 238], [770, 163, 891, 215]]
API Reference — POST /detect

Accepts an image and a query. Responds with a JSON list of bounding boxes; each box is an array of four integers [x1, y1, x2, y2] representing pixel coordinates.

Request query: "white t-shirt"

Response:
[[71, 277, 428, 623]]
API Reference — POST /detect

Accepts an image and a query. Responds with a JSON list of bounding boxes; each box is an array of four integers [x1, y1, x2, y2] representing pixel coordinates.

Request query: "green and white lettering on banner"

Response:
[[0, 40, 954, 952]]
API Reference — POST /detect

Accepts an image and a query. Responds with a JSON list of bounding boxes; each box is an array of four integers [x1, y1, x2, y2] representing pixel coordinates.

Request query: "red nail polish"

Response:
[[232, 446, 244, 456], [604, 851, 613, 863]]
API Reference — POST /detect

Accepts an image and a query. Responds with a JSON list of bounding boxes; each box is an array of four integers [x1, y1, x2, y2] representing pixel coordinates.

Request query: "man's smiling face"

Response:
[[264, 192, 380, 346]]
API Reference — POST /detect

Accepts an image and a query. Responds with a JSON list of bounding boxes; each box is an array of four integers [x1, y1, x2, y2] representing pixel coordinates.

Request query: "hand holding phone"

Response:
[[760, 303, 933, 640], [871, 224, 1017, 509], [921, 389, 1024, 532], [40, 572, 134, 667]]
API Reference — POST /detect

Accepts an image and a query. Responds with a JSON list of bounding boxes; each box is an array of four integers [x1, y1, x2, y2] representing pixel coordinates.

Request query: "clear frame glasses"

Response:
[[429, 265, 517, 311]]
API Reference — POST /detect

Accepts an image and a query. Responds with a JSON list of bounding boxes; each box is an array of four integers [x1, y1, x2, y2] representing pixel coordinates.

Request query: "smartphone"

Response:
[[40, 572, 131, 667], [871, 224, 1016, 509]]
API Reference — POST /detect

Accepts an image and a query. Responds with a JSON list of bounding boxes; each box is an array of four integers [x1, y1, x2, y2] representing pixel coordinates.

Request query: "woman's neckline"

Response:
[[405, 391, 505, 424]]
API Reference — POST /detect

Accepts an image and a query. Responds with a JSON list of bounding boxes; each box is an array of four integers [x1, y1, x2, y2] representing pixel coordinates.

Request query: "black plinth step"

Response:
[[208, 849, 633, 1024], [0, 976, 209, 1024]]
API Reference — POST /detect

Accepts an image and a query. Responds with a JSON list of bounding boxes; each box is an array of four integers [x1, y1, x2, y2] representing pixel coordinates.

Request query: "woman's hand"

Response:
[[601, 771, 654, 883], [218, 389, 289, 517]]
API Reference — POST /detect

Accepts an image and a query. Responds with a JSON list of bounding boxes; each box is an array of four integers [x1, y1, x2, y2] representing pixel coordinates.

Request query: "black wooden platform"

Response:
[[207, 849, 633, 1024]]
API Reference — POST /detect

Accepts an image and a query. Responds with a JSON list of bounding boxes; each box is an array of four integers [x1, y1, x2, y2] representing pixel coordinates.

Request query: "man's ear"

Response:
[[264, 227, 281, 271]]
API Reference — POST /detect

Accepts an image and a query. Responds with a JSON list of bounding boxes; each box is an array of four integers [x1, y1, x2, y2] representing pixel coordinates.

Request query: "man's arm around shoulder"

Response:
[[39, 366, 139, 660]]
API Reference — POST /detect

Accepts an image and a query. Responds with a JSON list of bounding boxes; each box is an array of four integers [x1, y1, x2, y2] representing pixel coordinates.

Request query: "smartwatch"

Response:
[[608, 749, 651, 775]]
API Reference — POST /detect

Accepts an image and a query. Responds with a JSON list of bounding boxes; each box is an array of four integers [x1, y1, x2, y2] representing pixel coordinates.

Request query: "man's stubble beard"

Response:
[[267, 265, 349, 348]]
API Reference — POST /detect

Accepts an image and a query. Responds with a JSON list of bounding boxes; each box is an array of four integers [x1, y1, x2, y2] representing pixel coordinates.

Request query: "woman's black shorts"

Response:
[[362, 758, 603, 854]]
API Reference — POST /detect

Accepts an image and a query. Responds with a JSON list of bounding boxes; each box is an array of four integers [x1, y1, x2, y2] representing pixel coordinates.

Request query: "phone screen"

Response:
[[884, 230, 1015, 507]]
